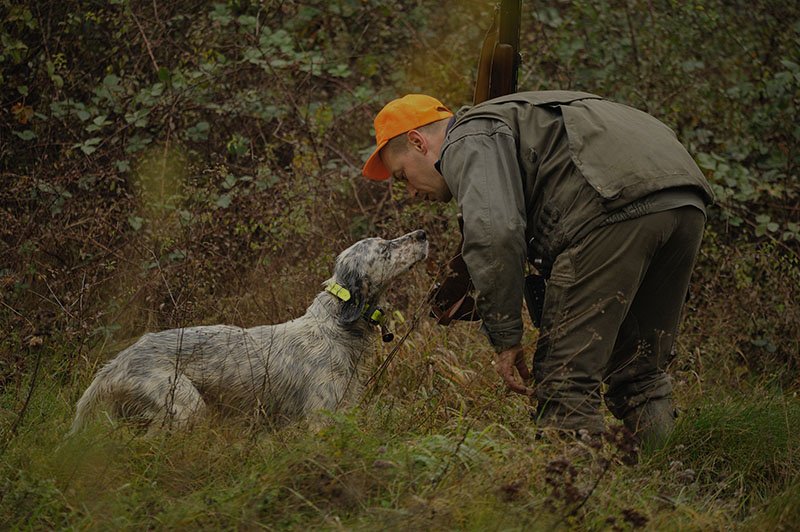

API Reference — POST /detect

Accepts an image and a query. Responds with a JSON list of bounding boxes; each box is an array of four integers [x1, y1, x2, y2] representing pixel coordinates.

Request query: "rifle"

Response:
[[430, 0, 523, 325]]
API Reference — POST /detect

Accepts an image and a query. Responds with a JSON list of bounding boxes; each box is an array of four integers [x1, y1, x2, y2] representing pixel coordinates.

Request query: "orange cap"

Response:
[[362, 94, 453, 181]]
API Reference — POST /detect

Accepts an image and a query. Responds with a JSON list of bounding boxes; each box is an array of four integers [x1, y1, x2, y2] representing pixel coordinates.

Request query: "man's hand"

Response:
[[493, 344, 533, 395]]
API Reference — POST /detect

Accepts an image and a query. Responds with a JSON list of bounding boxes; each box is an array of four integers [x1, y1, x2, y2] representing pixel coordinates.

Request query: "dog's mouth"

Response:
[[399, 230, 428, 259], [386, 230, 428, 276], [406, 240, 429, 269]]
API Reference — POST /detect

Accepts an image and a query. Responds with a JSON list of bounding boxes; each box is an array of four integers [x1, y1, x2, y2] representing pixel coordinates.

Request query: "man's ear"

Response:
[[407, 130, 426, 154]]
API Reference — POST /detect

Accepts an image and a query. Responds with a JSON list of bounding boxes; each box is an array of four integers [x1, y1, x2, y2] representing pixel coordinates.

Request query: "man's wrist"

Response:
[[483, 320, 523, 352]]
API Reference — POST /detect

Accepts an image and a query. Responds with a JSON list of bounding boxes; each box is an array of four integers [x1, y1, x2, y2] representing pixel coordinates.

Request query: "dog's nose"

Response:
[[413, 230, 427, 241]]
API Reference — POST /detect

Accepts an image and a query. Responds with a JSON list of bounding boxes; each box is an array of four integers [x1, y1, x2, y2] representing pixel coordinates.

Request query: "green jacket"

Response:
[[438, 90, 713, 351]]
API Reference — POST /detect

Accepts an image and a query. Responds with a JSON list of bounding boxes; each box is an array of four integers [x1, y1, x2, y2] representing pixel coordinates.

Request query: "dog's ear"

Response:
[[335, 266, 369, 326]]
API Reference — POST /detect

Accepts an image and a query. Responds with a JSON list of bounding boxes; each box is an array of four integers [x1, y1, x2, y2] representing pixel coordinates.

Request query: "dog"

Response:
[[68, 230, 428, 434]]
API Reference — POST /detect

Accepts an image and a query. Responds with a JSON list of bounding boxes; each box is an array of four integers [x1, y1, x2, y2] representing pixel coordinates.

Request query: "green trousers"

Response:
[[532, 206, 706, 436]]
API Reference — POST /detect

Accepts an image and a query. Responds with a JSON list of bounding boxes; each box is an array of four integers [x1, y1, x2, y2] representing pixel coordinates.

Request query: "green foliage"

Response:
[[522, 0, 800, 243], [1, 0, 438, 341]]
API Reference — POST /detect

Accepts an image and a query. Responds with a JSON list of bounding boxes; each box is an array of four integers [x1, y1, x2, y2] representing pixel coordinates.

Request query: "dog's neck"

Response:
[[307, 282, 394, 342], [324, 281, 388, 327]]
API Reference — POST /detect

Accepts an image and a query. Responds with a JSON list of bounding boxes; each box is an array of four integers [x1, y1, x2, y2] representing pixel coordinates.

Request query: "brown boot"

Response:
[[623, 398, 676, 450]]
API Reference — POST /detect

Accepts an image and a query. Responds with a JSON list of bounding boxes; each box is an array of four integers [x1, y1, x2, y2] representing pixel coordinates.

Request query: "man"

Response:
[[362, 92, 713, 448]]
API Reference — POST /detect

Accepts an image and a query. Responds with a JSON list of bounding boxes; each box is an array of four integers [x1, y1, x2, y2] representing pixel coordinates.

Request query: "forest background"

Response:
[[1, 0, 799, 529]]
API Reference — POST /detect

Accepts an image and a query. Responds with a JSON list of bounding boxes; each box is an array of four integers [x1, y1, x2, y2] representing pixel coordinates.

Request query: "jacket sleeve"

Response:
[[440, 119, 527, 352]]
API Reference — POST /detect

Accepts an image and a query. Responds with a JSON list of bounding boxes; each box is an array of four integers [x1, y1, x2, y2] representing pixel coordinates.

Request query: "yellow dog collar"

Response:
[[325, 282, 388, 328]]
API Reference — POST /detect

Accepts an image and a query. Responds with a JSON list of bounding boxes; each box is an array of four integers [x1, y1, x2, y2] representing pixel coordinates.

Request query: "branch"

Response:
[[129, 7, 160, 73]]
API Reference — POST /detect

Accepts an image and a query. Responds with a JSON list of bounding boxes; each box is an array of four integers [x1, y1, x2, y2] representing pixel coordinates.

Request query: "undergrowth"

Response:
[[2, 360, 799, 530]]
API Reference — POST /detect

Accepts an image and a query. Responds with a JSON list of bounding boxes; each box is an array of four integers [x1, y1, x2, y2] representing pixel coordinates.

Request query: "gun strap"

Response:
[[432, 0, 522, 326]]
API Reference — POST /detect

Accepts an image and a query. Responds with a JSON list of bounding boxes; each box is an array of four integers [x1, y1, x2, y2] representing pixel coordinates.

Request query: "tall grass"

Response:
[[2, 340, 799, 530]]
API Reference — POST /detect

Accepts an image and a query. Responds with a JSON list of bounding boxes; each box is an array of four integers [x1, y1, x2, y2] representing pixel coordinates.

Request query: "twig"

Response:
[[129, 7, 160, 73], [1, 341, 44, 450], [547, 456, 613, 531], [623, 2, 640, 74], [431, 422, 472, 487]]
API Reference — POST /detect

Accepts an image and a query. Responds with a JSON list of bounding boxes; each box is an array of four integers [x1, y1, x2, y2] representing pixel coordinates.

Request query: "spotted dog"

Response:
[[68, 230, 429, 434]]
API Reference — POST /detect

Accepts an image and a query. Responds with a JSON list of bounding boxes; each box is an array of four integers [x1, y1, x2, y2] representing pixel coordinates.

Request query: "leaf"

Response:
[[125, 134, 152, 154], [226, 134, 249, 157], [13, 130, 37, 141], [103, 74, 121, 88], [216, 193, 232, 209], [780, 59, 799, 72], [87, 116, 110, 132], [237, 15, 258, 31], [167, 249, 186, 262], [124, 109, 149, 128], [157, 67, 171, 83], [210, 3, 233, 25], [327, 63, 351, 78], [222, 174, 238, 189], [74, 137, 102, 155], [128, 216, 144, 231], [186, 121, 209, 141], [12, 103, 34, 124], [178, 210, 192, 226]]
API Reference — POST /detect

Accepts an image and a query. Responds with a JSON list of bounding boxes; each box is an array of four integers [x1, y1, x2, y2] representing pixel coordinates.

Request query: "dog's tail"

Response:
[[66, 365, 113, 437]]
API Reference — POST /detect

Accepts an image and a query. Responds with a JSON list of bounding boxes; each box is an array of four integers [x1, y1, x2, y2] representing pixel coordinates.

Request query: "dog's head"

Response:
[[328, 230, 428, 325]]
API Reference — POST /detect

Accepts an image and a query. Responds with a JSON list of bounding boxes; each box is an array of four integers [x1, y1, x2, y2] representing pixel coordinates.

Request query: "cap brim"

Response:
[[362, 139, 391, 181]]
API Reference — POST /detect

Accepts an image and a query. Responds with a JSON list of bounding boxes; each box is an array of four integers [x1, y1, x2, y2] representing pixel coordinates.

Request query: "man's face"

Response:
[[379, 132, 453, 203]]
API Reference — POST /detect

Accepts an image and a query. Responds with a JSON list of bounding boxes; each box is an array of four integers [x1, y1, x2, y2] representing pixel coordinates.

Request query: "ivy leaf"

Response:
[[128, 216, 144, 231], [216, 193, 232, 209], [74, 137, 102, 155], [157, 67, 171, 83], [327, 63, 351, 78], [222, 174, 238, 190], [13, 130, 36, 141], [186, 121, 209, 141], [103, 74, 121, 89], [125, 134, 152, 154]]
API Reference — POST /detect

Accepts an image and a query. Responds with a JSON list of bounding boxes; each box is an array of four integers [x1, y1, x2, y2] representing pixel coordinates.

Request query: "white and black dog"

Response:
[[68, 230, 428, 434]]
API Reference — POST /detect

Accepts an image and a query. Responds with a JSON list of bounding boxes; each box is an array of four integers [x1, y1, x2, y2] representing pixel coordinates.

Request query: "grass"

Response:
[[2, 327, 799, 530]]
